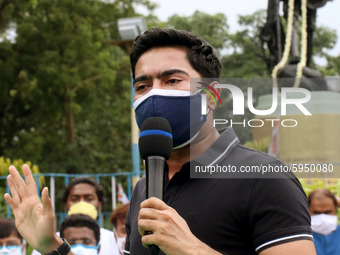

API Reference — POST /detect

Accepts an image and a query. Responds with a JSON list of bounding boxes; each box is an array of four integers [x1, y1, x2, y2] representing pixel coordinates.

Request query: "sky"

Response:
[[136, 0, 340, 57]]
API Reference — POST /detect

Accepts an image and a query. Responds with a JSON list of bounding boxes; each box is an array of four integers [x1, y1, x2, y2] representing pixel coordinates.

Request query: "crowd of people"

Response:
[[2, 181, 339, 254], [1, 175, 129, 255]]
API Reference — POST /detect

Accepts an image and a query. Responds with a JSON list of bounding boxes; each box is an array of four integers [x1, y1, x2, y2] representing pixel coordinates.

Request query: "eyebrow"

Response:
[[133, 69, 189, 86]]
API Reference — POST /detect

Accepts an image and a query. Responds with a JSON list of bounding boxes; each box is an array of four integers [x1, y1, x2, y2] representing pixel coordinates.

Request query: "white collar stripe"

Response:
[[207, 137, 239, 167], [255, 234, 314, 252]]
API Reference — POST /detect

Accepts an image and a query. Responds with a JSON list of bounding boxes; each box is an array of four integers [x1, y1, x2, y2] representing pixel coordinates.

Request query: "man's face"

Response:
[[63, 226, 98, 247], [65, 183, 102, 212], [0, 232, 24, 253], [115, 218, 126, 238], [309, 194, 337, 216], [133, 46, 201, 101]]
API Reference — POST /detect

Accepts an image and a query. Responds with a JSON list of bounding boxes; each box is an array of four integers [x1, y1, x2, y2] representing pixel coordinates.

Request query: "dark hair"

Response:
[[130, 28, 221, 79], [308, 188, 338, 209], [59, 214, 100, 245], [62, 177, 105, 204], [0, 218, 22, 242], [110, 203, 130, 228]]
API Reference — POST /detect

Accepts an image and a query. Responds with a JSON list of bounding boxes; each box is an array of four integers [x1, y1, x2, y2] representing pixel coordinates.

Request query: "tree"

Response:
[[0, 0, 154, 174], [167, 11, 230, 53]]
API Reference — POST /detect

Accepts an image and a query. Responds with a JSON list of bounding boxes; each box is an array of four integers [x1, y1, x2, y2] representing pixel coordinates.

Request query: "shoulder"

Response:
[[100, 227, 113, 235], [99, 227, 119, 253]]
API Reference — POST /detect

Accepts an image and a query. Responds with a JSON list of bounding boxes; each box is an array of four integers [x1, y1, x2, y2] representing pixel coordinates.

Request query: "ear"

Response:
[[206, 81, 222, 111], [64, 203, 68, 212], [22, 243, 26, 253], [97, 202, 102, 213]]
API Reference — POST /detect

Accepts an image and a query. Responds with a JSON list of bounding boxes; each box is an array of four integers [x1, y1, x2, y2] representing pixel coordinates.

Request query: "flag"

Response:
[[268, 118, 280, 157], [117, 183, 129, 204]]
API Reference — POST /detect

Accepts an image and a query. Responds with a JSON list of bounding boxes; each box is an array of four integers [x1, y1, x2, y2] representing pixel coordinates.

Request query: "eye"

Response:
[[70, 196, 80, 202], [135, 84, 147, 92], [68, 240, 76, 245], [167, 79, 180, 84], [85, 195, 95, 202]]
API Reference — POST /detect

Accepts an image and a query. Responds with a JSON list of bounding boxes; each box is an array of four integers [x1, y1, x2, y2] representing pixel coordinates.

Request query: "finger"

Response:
[[141, 233, 157, 248], [41, 187, 54, 219], [140, 197, 168, 210], [138, 218, 158, 236], [4, 193, 18, 212], [8, 166, 29, 199], [138, 208, 159, 221], [22, 164, 38, 196], [7, 175, 22, 205]]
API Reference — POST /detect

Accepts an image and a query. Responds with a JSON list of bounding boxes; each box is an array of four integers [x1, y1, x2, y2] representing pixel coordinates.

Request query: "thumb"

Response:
[[41, 187, 54, 217]]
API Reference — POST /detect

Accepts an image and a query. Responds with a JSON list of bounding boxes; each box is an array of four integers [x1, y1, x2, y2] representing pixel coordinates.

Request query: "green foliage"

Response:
[[320, 55, 340, 76], [0, 2, 338, 177], [0, 0, 147, 174], [0, 156, 40, 176], [0, 156, 41, 218], [221, 10, 269, 78], [299, 179, 339, 197], [244, 136, 270, 153], [167, 11, 229, 52]]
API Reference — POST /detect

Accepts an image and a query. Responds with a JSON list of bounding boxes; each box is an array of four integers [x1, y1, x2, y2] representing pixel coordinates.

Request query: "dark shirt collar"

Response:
[[168, 127, 240, 182], [192, 127, 239, 166]]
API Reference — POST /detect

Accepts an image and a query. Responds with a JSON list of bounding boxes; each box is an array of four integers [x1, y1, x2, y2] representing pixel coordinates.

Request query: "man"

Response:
[[63, 177, 119, 255], [59, 214, 100, 255], [125, 28, 316, 254], [4, 28, 316, 254], [0, 218, 25, 255], [31, 177, 119, 255], [308, 188, 340, 255], [110, 203, 129, 255]]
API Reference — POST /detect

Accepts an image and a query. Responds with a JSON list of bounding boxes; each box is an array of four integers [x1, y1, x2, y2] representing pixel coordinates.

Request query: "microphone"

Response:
[[138, 117, 173, 255]]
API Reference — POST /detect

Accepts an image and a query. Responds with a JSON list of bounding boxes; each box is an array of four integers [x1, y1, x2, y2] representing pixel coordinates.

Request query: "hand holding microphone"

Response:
[[137, 117, 223, 255]]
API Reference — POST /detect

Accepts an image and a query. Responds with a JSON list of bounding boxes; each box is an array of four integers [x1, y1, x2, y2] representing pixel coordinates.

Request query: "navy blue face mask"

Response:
[[133, 89, 207, 149]]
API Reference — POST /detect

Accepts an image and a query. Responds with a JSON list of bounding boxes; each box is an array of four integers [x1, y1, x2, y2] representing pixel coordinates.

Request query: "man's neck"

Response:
[[166, 128, 220, 179]]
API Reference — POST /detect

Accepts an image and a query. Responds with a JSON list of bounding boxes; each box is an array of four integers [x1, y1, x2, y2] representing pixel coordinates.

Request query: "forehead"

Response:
[[310, 193, 335, 209], [135, 46, 198, 77], [63, 227, 95, 240], [69, 183, 97, 197], [0, 233, 22, 243]]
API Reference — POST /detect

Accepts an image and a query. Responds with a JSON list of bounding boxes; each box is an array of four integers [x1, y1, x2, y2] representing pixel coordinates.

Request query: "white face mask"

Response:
[[0, 246, 22, 255], [117, 237, 125, 254], [311, 214, 338, 236], [70, 243, 98, 255], [114, 230, 126, 254]]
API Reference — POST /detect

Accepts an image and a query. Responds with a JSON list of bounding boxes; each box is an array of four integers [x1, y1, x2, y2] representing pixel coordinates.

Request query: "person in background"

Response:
[[110, 203, 129, 255], [31, 177, 119, 255], [0, 218, 25, 255], [308, 188, 340, 255], [59, 214, 100, 255]]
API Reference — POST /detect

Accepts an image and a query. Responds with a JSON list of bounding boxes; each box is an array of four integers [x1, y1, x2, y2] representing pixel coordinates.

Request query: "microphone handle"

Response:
[[146, 156, 165, 255], [146, 156, 165, 199]]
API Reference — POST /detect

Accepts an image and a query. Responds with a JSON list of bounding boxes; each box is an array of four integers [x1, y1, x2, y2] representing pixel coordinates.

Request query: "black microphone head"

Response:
[[139, 117, 173, 160]]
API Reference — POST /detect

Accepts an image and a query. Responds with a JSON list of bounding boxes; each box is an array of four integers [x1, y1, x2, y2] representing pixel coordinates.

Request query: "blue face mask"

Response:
[[70, 243, 99, 255], [134, 89, 207, 149], [0, 245, 22, 255]]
